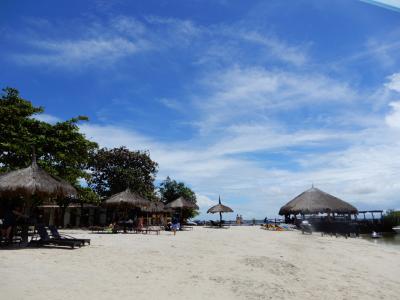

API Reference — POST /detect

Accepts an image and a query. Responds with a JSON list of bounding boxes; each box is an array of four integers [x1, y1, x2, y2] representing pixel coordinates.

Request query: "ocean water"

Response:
[[362, 233, 400, 250]]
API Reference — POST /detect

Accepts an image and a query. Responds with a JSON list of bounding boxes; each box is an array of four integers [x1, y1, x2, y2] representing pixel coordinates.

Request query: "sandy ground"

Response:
[[1, 226, 400, 300]]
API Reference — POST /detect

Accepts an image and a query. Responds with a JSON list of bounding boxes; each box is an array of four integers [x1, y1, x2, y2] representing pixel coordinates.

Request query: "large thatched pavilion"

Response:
[[279, 187, 359, 234], [279, 187, 358, 221]]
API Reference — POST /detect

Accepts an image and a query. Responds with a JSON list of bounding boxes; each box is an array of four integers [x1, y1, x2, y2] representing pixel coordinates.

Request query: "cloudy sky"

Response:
[[1, 0, 400, 219]]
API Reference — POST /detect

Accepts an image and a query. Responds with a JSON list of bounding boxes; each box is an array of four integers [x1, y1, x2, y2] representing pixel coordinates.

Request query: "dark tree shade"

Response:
[[88, 146, 158, 199]]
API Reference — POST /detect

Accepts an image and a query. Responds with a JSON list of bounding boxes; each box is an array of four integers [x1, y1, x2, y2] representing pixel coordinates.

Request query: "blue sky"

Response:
[[2, 0, 400, 219]]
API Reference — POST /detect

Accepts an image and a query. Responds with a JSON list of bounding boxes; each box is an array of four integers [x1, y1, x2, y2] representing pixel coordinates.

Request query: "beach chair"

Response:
[[31, 225, 81, 249], [49, 225, 90, 245]]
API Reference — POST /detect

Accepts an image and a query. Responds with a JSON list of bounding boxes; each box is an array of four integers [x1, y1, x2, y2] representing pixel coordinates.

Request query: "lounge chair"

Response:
[[31, 225, 81, 249], [49, 225, 90, 245]]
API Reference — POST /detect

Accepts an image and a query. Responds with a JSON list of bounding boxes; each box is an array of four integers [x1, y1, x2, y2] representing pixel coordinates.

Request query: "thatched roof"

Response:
[[38, 203, 97, 208], [165, 197, 199, 209], [279, 187, 358, 215], [207, 197, 233, 214], [0, 160, 77, 199], [103, 189, 151, 208], [142, 201, 167, 213]]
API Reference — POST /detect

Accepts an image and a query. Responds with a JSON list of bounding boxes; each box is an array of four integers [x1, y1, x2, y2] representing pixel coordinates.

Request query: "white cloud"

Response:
[[195, 194, 216, 208], [385, 72, 400, 92], [159, 98, 185, 112], [385, 101, 400, 128], [239, 31, 308, 66], [194, 66, 356, 133], [33, 113, 61, 124], [12, 16, 151, 68], [17, 38, 142, 68], [9, 15, 311, 70]]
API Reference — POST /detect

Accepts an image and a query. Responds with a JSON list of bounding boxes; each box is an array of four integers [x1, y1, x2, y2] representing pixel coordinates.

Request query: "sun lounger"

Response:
[[31, 225, 81, 249], [49, 225, 90, 245]]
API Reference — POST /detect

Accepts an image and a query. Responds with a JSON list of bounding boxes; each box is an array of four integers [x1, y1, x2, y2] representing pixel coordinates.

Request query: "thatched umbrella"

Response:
[[103, 189, 151, 208], [0, 153, 77, 243], [103, 189, 152, 231], [279, 187, 358, 216], [165, 196, 199, 225], [0, 155, 77, 200], [164, 196, 199, 210], [141, 201, 167, 226], [142, 201, 166, 213], [207, 196, 233, 227]]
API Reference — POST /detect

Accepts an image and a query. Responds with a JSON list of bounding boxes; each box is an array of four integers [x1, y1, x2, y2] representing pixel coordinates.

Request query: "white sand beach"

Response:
[[1, 226, 399, 300]]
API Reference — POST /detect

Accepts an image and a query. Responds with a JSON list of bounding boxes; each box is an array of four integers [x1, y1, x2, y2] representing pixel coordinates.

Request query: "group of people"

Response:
[[235, 214, 243, 225]]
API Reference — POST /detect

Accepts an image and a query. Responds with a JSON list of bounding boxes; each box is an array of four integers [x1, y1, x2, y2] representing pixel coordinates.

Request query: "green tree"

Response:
[[0, 87, 99, 222], [0, 87, 98, 184], [88, 146, 158, 199], [0, 87, 44, 170], [159, 176, 198, 220]]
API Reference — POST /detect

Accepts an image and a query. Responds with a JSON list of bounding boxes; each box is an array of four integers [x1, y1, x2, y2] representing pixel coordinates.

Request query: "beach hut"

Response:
[[279, 187, 359, 235], [207, 196, 233, 227], [279, 187, 357, 216]]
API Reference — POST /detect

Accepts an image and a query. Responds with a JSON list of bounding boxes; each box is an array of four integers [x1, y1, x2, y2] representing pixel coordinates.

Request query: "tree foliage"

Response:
[[159, 176, 196, 204], [384, 210, 400, 227], [88, 146, 158, 199], [0, 87, 98, 185]]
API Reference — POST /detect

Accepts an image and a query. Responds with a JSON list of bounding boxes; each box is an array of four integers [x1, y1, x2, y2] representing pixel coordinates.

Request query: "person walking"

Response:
[[171, 216, 180, 236]]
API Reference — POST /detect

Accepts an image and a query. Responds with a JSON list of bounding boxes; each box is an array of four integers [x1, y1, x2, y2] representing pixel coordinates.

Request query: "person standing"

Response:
[[171, 216, 180, 236]]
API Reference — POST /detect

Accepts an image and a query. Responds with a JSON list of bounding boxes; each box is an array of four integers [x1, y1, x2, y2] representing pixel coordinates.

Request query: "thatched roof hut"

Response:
[[279, 187, 357, 215], [165, 197, 199, 209], [103, 189, 151, 209], [0, 160, 77, 199]]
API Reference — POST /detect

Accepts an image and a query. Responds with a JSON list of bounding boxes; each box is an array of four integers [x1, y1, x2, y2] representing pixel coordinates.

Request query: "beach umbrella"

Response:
[[142, 201, 166, 213], [207, 196, 233, 227], [103, 189, 151, 209], [164, 196, 199, 209], [103, 189, 152, 230], [278, 186, 358, 216], [165, 197, 199, 224], [0, 153, 77, 200], [0, 152, 77, 243]]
